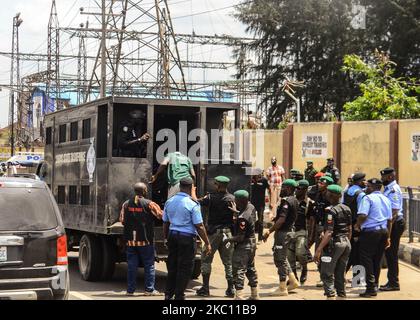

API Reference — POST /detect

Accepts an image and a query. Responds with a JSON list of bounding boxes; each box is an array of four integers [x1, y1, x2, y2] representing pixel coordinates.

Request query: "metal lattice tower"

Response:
[[8, 13, 23, 156], [46, 0, 60, 109], [77, 22, 88, 105], [83, 0, 189, 101]]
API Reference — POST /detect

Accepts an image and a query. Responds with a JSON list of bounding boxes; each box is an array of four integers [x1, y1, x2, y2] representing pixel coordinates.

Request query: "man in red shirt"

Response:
[[266, 156, 285, 219]]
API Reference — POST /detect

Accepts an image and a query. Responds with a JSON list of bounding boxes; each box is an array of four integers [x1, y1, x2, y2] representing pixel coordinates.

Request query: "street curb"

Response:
[[399, 243, 420, 268]]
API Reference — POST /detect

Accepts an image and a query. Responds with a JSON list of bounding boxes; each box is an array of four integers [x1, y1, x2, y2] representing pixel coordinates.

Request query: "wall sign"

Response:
[[412, 133, 420, 162], [302, 133, 328, 158]]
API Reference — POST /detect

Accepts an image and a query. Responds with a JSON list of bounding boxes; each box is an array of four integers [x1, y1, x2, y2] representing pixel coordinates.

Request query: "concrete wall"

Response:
[[244, 129, 284, 170], [398, 120, 420, 187], [292, 123, 335, 175], [341, 121, 390, 184]]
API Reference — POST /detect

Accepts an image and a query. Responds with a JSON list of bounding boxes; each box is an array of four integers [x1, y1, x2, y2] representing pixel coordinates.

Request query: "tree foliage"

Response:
[[342, 51, 420, 120], [234, 0, 420, 128]]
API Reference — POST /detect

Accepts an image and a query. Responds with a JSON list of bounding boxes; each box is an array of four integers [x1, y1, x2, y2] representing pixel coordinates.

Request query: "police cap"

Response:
[[215, 176, 230, 184], [234, 190, 249, 199], [325, 172, 332, 177], [306, 160, 313, 164], [282, 179, 298, 188], [327, 157, 334, 162], [297, 179, 310, 188], [290, 169, 300, 174], [327, 184, 342, 194], [380, 167, 395, 176], [352, 172, 366, 182], [179, 177, 194, 186], [320, 176, 334, 185], [367, 178, 383, 186]]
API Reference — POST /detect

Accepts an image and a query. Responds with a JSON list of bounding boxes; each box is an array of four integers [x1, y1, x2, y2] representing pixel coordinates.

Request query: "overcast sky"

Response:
[[0, 0, 248, 127]]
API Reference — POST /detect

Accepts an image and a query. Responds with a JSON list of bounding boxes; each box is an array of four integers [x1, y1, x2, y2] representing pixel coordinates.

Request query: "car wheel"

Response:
[[78, 234, 103, 281], [100, 236, 117, 280]]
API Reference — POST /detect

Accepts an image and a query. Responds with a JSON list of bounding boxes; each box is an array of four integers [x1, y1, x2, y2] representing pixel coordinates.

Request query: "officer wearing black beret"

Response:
[[379, 167, 405, 292], [321, 158, 341, 184]]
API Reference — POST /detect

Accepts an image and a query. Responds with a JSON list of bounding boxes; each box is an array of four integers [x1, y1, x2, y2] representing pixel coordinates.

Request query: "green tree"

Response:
[[234, 0, 420, 128], [342, 51, 420, 120]]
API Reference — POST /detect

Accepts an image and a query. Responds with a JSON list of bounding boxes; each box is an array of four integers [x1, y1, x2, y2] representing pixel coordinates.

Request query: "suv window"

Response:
[[0, 188, 58, 231]]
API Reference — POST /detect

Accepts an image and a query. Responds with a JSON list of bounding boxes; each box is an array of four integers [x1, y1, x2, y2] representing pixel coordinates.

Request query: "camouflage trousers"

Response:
[[273, 230, 294, 282], [287, 229, 309, 270], [201, 229, 234, 281], [232, 239, 258, 290]]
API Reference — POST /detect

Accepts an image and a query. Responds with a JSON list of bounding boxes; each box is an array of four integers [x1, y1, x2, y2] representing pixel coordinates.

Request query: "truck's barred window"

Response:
[[81, 185, 90, 205], [69, 186, 78, 205], [59, 124, 67, 143], [82, 118, 91, 139], [57, 186, 66, 204], [70, 122, 78, 141], [45, 127, 52, 145]]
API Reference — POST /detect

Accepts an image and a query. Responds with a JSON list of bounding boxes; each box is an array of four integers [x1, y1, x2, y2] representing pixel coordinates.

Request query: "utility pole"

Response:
[[100, 0, 106, 98], [77, 22, 88, 104], [47, 0, 60, 110], [9, 13, 23, 157]]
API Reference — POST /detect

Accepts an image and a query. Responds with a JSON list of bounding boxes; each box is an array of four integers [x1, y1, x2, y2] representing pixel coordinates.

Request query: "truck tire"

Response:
[[191, 259, 201, 279], [78, 234, 103, 281], [101, 237, 117, 280]]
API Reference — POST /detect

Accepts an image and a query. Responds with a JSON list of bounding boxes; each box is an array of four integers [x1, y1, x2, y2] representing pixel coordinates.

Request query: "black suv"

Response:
[[0, 178, 69, 300]]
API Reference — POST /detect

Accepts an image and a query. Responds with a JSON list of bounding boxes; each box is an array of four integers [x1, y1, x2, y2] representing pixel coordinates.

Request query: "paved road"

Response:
[[68, 239, 420, 300]]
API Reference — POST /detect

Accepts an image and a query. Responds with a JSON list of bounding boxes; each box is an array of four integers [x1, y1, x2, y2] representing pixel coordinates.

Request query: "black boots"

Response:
[[300, 265, 308, 284], [196, 274, 210, 297], [225, 280, 236, 298]]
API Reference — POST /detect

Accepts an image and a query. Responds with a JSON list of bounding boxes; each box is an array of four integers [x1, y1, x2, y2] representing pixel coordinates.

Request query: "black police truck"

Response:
[[40, 97, 250, 281]]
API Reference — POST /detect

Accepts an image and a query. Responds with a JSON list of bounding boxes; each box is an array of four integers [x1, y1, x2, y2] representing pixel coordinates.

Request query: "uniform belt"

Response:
[[396, 216, 404, 222], [215, 228, 231, 234], [333, 235, 348, 243], [169, 230, 196, 238], [362, 225, 387, 232]]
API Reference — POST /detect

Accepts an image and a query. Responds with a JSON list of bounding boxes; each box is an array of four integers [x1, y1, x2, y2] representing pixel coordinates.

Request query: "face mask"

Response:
[[272, 161, 276, 166]]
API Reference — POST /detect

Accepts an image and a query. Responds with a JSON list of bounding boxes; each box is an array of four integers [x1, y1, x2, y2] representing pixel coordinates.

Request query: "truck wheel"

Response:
[[191, 259, 201, 279], [78, 234, 103, 281], [101, 237, 117, 280]]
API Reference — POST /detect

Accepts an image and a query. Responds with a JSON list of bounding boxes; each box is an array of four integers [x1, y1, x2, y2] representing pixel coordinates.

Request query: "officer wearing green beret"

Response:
[[223, 190, 259, 300], [263, 179, 300, 296], [196, 175, 236, 297], [287, 179, 314, 285], [314, 184, 352, 299], [308, 175, 334, 287], [304, 161, 318, 186]]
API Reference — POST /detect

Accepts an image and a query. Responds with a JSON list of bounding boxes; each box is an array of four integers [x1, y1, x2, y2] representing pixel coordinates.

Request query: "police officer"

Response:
[[196, 176, 235, 298], [356, 178, 392, 298], [314, 184, 352, 300], [307, 175, 334, 287], [307, 172, 325, 199], [380, 167, 406, 292], [120, 183, 163, 296], [304, 160, 318, 186], [117, 110, 151, 157], [163, 177, 212, 300], [290, 168, 302, 181], [321, 158, 341, 184], [223, 190, 259, 300], [263, 179, 300, 296], [342, 172, 366, 274], [287, 179, 314, 285], [250, 169, 270, 243]]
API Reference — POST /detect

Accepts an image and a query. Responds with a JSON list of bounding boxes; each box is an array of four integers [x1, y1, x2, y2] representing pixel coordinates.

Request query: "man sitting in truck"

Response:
[[117, 110, 151, 158], [120, 182, 163, 296], [150, 151, 196, 198]]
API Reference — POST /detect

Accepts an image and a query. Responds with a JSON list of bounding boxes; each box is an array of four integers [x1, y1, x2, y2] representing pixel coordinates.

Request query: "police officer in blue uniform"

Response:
[[314, 184, 352, 300], [356, 178, 392, 298], [342, 172, 366, 273], [163, 177, 212, 300], [379, 167, 406, 292]]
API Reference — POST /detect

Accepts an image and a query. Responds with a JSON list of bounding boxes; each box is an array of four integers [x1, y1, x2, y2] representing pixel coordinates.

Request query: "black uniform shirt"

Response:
[[200, 191, 235, 228], [118, 121, 147, 157], [251, 176, 269, 209], [275, 196, 299, 231], [321, 166, 341, 184], [295, 198, 315, 231], [233, 202, 256, 240], [311, 191, 331, 225], [324, 203, 352, 238]]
